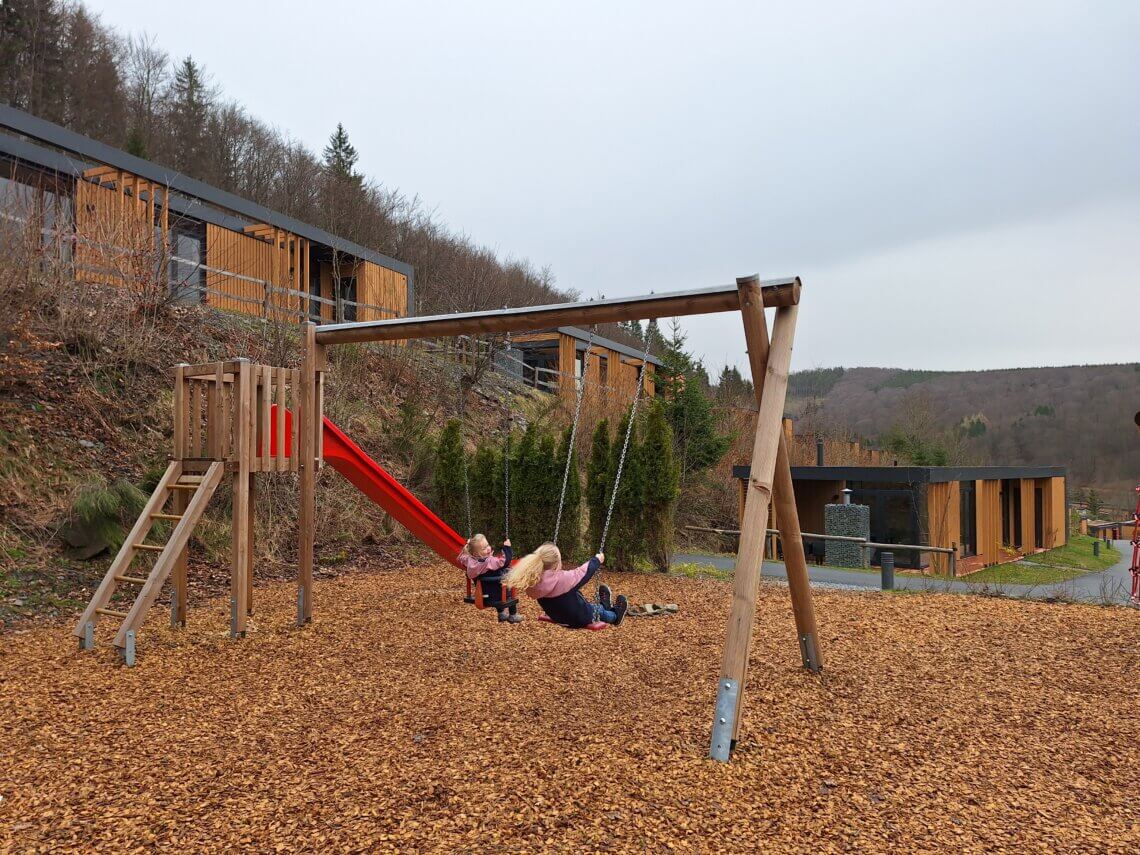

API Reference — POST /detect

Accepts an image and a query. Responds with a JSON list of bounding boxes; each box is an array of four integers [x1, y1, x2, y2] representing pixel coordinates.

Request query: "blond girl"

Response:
[[457, 534, 521, 623], [502, 542, 627, 628]]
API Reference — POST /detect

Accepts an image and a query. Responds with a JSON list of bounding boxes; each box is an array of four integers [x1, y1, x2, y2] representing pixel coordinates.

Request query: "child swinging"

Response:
[[502, 543, 628, 628]]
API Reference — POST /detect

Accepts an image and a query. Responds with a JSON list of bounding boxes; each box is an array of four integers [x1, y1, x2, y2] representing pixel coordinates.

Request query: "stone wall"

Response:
[[824, 503, 870, 567]]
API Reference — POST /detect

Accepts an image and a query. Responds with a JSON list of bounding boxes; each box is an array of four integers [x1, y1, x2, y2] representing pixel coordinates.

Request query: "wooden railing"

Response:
[[173, 360, 311, 473]]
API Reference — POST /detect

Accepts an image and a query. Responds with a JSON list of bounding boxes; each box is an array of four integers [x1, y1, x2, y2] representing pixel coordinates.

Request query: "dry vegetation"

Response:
[[1, 561, 1138, 852]]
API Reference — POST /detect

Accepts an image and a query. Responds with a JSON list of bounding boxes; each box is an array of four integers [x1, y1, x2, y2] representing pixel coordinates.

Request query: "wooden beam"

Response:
[[230, 360, 252, 636], [83, 165, 118, 180], [738, 275, 822, 677], [298, 324, 318, 625], [710, 300, 798, 762], [314, 279, 801, 346]]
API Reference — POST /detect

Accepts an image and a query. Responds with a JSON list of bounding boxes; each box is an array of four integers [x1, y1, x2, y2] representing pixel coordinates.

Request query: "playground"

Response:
[[3, 562, 1139, 850]]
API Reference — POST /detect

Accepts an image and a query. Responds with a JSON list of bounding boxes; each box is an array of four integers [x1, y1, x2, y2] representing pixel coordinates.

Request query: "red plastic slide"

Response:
[[321, 417, 466, 567]]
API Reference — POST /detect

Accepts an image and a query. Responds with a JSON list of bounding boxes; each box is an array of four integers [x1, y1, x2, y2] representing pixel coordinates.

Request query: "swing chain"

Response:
[[598, 334, 653, 554], [457, 354, 473, 537], [502, 330, 512, 541], [553, 327, 596, 544]]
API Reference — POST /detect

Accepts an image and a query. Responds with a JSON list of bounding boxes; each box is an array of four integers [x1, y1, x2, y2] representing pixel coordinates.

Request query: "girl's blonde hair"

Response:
[[503, 542, 561, 591], [465, 533, 489, 556]]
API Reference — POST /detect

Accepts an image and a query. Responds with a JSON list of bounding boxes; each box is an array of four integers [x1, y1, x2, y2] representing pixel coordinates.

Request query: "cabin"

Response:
[[732, 463, 1068, 573], [0, 105, 412, 324], [508, 327, 660, 401]]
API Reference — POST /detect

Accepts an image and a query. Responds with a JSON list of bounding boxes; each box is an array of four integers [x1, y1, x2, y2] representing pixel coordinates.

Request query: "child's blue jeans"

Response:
[[592, 603, 618, 624]]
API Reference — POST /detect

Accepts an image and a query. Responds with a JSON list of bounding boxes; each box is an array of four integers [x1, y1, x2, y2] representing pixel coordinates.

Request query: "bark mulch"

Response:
[[2, 564, 1138, 853]]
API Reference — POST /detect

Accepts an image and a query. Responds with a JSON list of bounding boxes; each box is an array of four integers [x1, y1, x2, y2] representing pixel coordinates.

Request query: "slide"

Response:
[[321, 417, 466, 567]]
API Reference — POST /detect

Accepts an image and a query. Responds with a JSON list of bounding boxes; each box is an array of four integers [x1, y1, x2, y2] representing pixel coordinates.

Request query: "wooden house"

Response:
[[0, 105, 412, 324]]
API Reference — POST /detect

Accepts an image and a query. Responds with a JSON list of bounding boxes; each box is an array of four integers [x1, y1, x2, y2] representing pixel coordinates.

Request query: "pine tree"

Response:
[[640, 400, 681, 570], [433, 419, 468, 534], [604, 410, 645, 570], [667, 376, 731, 477], [322, 123, 360, 181], [715, 364, 753, 403], [510, 424, 541, 550], [554, 425, 583, 557], [167, 56, 214, 174], [586, 419, 611, 552]]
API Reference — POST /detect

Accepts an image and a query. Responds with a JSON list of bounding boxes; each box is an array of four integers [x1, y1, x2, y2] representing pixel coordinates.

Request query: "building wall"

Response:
[[975, 479, 1004, 566], [74, 176, 155, 288], [205, 224, 299, 318], [1040, 476, 1067, 549], [926, 481, 960, 574]]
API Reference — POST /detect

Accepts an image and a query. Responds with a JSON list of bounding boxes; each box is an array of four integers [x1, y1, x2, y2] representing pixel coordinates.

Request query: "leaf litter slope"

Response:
[[1, 564, 1138, 852]]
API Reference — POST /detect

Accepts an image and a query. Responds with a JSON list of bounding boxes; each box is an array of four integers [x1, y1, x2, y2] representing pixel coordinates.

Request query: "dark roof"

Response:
[[731, 464, 1067, 483], [0, 105, 414, 287]]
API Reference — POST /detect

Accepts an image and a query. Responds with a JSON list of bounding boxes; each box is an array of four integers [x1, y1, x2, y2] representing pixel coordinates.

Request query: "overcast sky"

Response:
[[95, 0, 1139, 375]]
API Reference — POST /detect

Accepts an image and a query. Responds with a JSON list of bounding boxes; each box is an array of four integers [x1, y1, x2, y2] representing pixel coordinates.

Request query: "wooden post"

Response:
[[738, 275, 823, 677], [710, 292, 799, 762], [171, 364, 189, 627], [298, 323, 318, 625], [247, 473, 256, 615], [230, 360, 252, 637]]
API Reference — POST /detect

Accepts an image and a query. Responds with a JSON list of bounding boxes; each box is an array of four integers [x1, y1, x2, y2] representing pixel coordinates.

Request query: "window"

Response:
[[598, 355, 608, 387], [168, 220, 206, 304], [338, 276, 357, 322], [959, 482, 977, 557], [309, 267, 322, 322]]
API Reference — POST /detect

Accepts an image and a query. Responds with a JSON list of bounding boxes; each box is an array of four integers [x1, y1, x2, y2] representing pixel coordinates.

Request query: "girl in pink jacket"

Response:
[[502, 542, 628, 628], [457, 534, 522, 623]]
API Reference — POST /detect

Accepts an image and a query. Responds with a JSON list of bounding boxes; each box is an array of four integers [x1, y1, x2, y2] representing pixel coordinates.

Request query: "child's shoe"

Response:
[[499, 610, 524, 624], [597, 584, 613, 610], [612, 595, 628, 626]]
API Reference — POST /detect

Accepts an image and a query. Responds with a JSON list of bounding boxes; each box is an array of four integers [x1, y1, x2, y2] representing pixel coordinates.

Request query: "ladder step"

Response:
[[169, 484, 199, 491], [114, 574, 148, 584], [150, 513, 184, 520], [178, 475, 204, 483], [96, 607, 129, 619], [133, 543, 166, 552]]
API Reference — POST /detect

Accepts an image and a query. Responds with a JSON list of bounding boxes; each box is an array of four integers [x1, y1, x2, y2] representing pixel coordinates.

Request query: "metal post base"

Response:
[[709, 678, 740, 762], [79, 621, 94, 651], [121, 630, 136, 667], [296, 587, 306, 627], [799, 633, 822, 674]]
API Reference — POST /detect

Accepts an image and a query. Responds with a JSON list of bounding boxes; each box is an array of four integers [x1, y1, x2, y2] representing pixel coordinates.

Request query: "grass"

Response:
[[963, 535, 1120, 586]]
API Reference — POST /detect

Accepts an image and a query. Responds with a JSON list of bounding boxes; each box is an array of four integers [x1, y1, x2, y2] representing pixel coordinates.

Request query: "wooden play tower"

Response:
[[74, 358, 320, 664]]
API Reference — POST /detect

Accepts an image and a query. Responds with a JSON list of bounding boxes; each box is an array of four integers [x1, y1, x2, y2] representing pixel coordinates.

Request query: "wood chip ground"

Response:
[[2, 564, 1138, 852]]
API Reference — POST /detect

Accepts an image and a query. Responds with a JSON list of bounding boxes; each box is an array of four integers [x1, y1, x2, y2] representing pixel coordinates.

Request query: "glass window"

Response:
[[168, 221, 205, 304]]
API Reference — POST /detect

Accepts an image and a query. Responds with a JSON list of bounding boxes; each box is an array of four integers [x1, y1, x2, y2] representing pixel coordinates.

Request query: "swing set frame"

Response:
[[297, 275, 821, 762]]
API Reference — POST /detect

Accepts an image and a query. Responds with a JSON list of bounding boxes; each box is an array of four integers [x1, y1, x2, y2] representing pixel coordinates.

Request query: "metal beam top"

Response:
[[314, 277, 800, 345]]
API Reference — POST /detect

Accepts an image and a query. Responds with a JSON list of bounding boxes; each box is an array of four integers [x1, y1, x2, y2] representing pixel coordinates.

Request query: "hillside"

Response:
[[786, 364, 1140, 504]]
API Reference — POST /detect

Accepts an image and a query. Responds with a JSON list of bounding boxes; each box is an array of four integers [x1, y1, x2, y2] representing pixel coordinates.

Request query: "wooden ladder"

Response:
[[73, 461, 224, 665]]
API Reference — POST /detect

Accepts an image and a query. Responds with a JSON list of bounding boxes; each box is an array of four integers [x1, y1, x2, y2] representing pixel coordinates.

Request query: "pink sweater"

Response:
[[456, 551, 507, 581], [525, 561, 591, 599]]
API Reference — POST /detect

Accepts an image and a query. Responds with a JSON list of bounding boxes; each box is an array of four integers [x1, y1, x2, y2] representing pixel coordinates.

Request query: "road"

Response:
[[673, 540, 1137, 605]]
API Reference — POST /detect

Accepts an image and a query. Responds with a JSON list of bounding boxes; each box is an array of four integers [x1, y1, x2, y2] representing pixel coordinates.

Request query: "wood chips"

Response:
[[2, 564, 1139, 853]]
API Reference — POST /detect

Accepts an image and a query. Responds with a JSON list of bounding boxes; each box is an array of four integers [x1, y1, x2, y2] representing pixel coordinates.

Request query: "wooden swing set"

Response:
[[72, 274, 821, 762]]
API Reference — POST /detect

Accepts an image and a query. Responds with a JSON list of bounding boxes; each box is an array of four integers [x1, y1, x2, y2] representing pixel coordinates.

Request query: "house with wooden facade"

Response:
[[0, 105, 412, 323], [509, 326, 660, 401], [732, 463, 1068, 574]]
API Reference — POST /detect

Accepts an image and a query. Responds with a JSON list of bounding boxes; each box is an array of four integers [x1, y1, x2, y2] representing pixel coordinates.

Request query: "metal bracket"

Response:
[[79, 621, 94, 651], [296, 587, 306, 627], [799, 633, 822, 674], [709, 678, 740, 762], [122, 630, 136, 667], [230, 596, 239, 638]]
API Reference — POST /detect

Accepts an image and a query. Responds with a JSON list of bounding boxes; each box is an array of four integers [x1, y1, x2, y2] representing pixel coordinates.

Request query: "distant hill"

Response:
[[786, 364, 1140, 505]]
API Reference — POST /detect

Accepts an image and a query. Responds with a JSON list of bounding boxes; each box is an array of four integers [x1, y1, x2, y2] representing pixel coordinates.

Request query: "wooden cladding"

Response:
[[204, 224, 309, 319], [518, 333, 656, 402], [173, 361, 304, 473], [74, 176, 159, 287], [926, 481, 961, 574]]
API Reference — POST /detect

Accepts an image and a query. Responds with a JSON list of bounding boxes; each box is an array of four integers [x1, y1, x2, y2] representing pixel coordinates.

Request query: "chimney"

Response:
[[841, 488, 853, 505], [816, 439, 825, 467]]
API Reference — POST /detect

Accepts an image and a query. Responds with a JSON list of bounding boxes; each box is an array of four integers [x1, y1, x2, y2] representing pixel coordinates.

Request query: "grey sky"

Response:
[[95, 0, 1139, 374]]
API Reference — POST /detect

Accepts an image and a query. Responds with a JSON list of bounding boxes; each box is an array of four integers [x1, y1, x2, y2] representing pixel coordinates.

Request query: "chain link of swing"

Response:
[[552, 327, 597, 544], [598, 335, 654, 554]]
